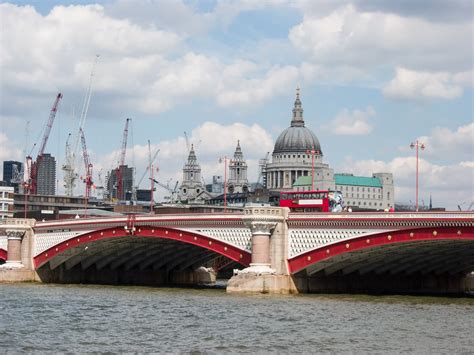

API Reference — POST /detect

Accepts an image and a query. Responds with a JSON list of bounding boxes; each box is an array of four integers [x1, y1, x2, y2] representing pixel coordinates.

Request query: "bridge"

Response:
[[1, 207, 473, 294]]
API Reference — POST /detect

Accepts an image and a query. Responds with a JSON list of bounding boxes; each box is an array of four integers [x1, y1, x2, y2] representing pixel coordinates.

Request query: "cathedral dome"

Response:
[[273, 89, 323, 155], [274, 126, 321, 154]]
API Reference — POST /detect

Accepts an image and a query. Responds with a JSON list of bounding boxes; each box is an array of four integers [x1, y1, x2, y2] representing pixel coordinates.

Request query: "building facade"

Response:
[[267, 89, 394, 210], [106, 165, 134, 201], [179, 145, 205, 203], [0, 186, 14, 219], [36, 153, 56, 196], [294, 173, 395, 211], [265, 88, 335, 192], [227, 141, 249, 194]]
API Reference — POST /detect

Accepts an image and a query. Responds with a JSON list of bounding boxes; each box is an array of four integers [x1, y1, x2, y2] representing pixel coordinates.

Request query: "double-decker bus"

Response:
[[279, 190, 344, 212]]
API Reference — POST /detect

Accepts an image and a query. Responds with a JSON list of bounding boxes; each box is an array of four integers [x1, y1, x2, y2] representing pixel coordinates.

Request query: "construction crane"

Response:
[[151, 178, 179, 203], [131, 142, 159, 203], [79, 128, 93, 203], [116, 118, 131, 200], [26, 92, 63, 194], [63, 55, 99, 196]]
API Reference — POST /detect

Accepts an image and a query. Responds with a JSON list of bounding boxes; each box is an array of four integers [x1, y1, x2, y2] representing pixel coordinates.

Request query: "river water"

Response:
[[1, 284, 473, 353]]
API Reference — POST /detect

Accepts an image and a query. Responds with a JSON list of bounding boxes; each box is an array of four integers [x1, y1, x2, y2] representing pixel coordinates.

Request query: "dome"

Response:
[[273, 88, 323, 155], [273, 126, 322, 154]]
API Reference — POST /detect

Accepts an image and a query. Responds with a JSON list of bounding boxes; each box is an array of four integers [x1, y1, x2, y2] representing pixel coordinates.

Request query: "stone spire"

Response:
[[291, 87, 304, 127], [233, 140, 244, 161], [186, 144, 198, 167], [228, 140, 248, 193]]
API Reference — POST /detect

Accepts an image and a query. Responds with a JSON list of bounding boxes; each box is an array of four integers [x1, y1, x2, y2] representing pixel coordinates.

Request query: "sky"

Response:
[[0, 0, 473, 210]]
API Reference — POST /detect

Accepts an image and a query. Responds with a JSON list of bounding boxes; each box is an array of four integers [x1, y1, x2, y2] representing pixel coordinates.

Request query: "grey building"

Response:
[[3, 160, 23, 192], [228, 141, 249, 194], [106, 165, 134, 201], [36, 153, 56, 195], [179, 144, 205, 203]]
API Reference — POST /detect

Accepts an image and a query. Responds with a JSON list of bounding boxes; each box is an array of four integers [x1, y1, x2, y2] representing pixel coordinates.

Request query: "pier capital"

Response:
[[6, 230, 26, 241]]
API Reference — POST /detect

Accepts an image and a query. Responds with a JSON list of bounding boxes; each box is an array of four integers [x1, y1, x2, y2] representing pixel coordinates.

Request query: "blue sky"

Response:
[[0, 0, 472, 209]]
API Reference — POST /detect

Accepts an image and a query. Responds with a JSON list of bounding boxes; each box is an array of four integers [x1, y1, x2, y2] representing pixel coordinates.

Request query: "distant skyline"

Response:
[[0, 0, 472, 209]]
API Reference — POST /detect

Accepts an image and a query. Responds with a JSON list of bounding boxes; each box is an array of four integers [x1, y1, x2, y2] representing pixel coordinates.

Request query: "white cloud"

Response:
[[399, 123, 474, 161], [0, 132, 23, 178], [289, 5, 472, 72], [0, 3, 303, 118], [383, 67, 467, 101], [89, 121, 274, 199], [322, 106, 375, 135], [340, 156, 474, 210], [289, 4, 473, 93]]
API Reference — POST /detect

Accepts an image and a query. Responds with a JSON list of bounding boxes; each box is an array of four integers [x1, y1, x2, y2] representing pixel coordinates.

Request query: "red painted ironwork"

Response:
[[34, 226, 251, 269], [288, 226, 474, 274], [0, 248, 6, 262]]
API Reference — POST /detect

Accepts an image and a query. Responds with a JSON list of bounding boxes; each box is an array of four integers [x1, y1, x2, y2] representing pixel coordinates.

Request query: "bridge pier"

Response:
[[0, 219, 37, 282], [227, 207, 298, 294]]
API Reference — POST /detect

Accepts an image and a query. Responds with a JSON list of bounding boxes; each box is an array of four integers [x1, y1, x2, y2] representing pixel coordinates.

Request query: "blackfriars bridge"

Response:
[[1, 207, 473, 294]]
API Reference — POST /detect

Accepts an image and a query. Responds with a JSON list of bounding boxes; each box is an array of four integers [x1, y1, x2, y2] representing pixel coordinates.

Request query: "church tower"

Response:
[[179, 144, 204, 202], [227, 140, 249, 194]]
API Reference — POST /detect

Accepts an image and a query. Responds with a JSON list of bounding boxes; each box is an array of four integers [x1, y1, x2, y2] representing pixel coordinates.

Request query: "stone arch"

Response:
[[34, 225, 251, 270], [288, 226, 474, 275]]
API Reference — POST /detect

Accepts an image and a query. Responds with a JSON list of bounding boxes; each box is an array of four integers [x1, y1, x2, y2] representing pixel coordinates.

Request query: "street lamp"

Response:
[[305, 148, 320, 191], [219, 156, 228, 212], [410, 140, 426, 212]]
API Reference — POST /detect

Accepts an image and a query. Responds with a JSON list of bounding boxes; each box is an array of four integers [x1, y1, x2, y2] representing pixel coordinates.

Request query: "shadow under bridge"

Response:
[[34, 226, 251, 286]]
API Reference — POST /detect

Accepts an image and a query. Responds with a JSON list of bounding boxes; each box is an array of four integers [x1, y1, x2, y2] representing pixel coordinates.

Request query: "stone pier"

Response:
[[0, 219, 37, 282], [227, 206, 298, 294]]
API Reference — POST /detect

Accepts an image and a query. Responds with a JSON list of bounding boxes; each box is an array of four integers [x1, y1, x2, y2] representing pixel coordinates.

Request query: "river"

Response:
[[1, 284, 472, 353]]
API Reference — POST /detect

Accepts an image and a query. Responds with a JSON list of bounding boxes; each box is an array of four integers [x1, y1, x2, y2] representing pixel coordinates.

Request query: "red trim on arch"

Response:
[[0, 248, 6, 262], [34, 226, 251, 269], [288, 226, 474, 274]]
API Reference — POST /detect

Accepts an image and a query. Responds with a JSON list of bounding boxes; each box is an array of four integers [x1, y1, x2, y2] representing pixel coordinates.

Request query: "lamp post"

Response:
[[305, 148, 319, 191], [410, 140, 425, 212], [219, 156, 228, 212]]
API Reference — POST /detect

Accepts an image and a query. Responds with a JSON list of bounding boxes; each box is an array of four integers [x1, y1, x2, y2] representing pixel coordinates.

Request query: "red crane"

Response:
[[116, 118, 131, 200], [28, 93, 63, 195], [79, 128, 93, 205]]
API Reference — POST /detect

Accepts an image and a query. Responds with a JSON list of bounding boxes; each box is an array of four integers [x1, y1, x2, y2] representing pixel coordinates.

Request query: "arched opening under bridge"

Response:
[[34, 226, 251, 286]]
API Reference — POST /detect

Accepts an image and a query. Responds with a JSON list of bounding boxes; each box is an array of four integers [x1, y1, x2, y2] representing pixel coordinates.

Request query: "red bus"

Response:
[[279, 190, 344, 212]]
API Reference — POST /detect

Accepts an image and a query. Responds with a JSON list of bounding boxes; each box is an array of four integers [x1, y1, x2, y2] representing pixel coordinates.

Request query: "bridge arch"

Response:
[[34, 226, 251, 285], [289, 226, 474, 276]]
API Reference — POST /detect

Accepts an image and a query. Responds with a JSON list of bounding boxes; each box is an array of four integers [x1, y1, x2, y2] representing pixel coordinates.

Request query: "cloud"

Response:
[[340, 155, 474, 210], [87, 121, 274, 199], [383, 67, 467, 101], [0, 3, 303, 119], [289, 4, 473, 82], [397, 123, 474, 161], [322, 106, 375, 135], [0, 132, 23, 178]]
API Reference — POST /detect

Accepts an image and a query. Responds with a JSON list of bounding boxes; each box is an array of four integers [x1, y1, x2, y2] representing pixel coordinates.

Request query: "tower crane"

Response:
[[116, 118, 131, 200], [63, 55, 99, 196], [131, 143, 160, 203], [26, 92, 63, 194], [79, 128, 93, 202], [151, 178, 179, 203]]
